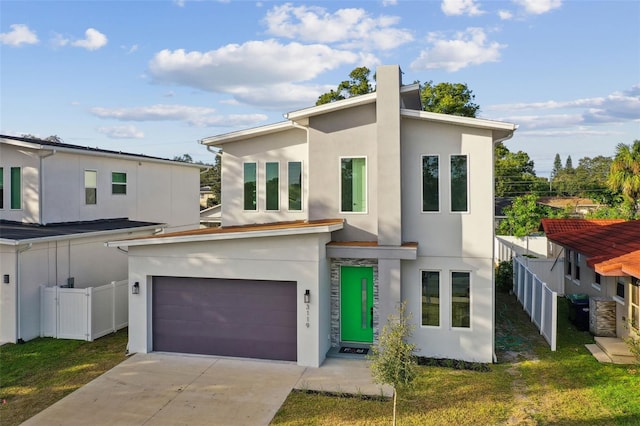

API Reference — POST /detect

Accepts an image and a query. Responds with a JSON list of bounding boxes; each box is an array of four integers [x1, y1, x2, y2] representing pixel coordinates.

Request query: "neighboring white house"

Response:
[[0, 135, 201, 344], [108, 65, 517, 367]]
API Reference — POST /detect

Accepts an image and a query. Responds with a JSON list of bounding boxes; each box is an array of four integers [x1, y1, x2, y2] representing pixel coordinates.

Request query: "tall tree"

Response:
[[495, 142, 547, 196], [607, 140, 640, 219], [564, 155, 574, 172], [420, 81, 479, 117], [551, 153, 563, 180], [497, 194, 565, 237], [316, 66, 372, 105]]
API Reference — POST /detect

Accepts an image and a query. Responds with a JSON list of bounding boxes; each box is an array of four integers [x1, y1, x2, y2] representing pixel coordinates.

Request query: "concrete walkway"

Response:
[[22, 353, 391, 426]]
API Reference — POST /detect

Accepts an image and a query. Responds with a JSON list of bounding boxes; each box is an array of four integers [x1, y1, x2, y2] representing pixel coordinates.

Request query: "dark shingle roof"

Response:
[[0, 219, 163, 242]]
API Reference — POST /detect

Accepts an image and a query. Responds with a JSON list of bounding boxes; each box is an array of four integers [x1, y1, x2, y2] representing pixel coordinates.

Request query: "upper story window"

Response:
[[421, 271, 440, 326], [288, 161, 302, 211], [265, 162, 279, 211], [85, 170, 97, 205], [450, 155, 468, 212], [422, 155, 439, 212], [111, 172, 127, 195], [10, 167, 21, 210], [340, 157, 367, 213], [451, 271, 471, 328], [243, 162, 257, 211], [0, 167, 3, 209]]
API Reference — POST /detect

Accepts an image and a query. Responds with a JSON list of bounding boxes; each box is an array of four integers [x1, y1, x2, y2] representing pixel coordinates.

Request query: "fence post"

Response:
[[86, 287, 93, 341], [111, 281, 117, 334]]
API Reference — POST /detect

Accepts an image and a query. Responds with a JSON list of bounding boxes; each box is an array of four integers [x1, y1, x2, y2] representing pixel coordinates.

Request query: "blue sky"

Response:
[[1, 0, 638, 176]]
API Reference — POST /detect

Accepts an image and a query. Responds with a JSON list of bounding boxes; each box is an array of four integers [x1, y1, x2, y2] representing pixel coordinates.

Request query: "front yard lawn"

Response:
[[271, 293, 640, 425], [0, 330, 128, 426]]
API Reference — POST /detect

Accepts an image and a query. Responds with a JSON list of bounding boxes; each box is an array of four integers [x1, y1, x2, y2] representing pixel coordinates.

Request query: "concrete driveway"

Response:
[[21, 353, 391, 426]]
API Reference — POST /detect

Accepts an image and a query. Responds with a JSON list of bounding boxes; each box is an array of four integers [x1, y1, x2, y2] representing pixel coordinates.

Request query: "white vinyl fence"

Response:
[[513, 256, 557, 351], [41, 280, 128, 341]]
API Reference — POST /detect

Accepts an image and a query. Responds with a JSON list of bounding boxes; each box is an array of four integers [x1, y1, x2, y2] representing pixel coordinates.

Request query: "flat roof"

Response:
[[0, 219, 164, 245]]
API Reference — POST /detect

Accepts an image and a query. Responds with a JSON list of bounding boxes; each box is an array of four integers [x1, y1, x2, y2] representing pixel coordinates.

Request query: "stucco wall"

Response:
[[0, 144, 40, 223], [126, 233, 333, 367]]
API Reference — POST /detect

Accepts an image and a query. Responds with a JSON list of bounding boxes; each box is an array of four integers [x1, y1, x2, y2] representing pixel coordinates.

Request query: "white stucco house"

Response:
[[0, 135, 201, 344], [108, 65, 517, 367]]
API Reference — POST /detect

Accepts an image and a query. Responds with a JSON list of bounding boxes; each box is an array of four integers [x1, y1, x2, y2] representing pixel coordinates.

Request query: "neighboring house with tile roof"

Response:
[[0, 135, 201, 344], [108, 65, 517, 367], [541, 218, 640, 340]]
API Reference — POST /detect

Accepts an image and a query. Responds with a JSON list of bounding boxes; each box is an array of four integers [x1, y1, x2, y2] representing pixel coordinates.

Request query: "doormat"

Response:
[[339, 346, 369, 355]]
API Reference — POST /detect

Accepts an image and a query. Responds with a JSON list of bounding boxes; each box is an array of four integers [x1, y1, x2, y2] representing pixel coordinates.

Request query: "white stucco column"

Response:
[[377, 258, 402, 331]]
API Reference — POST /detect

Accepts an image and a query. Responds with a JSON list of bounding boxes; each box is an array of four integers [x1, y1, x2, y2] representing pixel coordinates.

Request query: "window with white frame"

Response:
[[616, 279, 625, 299], [10, 167, 21, 209], [451, 271, 470, 328], [631, 279, 639, 331], [111, 172, 127, 195], [421, 271, 440, 326], [566, 249, 572, 276], [340, 157, 366, 213], [288, 161, 302, 211], [84, 170, 97, 205], [575, 253, 581, 281], [422, 155, 439, 212], [450, 155, 468, 212], [265, 162, 279, 211], [243, 162, 257, 211], [594, 272, 602, 288]]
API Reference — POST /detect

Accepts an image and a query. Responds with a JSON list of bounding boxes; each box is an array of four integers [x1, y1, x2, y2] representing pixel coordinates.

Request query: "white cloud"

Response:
[[513, 0, 562, 15], [96, 125, 144, 139], [90, 104, 268, 128], [498, 10, 513, 20], [382, 0, 398, 6], [0, 24, 38, 46], [71, 28, 108, 51], [148, 40, 361, 107], [441, 0, 484, 17], [122, 44, 138, 54], [411, 27, 506, 72], [263, 4, 413, 50], [51, 33, 69, 48]]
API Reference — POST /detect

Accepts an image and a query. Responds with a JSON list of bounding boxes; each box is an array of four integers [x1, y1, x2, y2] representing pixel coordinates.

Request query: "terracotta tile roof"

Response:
[[545, 219, 640, 278], [540, 218, 625, 236]]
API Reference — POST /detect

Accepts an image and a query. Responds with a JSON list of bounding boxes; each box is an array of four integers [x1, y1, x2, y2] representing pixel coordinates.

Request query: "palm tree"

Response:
[[608, 140, 640, 219]]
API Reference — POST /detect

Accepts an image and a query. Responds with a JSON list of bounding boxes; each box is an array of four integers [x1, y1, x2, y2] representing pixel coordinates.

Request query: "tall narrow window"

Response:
[[265, 162, 279, 211], [10, 167, 21, 209], [450, 155, 468, 212], [341, 157, 366, 213], [422, 155, 439, 212], [617, 280, 625, 299], [243, 162, 257, 211], [85, 170, 97, 205], [575, 253, 581, 280], [0, 167, 3, 209], [112, 172, 127, 195], [566, 249, 572, 276], [421, 271, 440, 326], [288, 161, 302, 211], [451, 271, 470, 328]]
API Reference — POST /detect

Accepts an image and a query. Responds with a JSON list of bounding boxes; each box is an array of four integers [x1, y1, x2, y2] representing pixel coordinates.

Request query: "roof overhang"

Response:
[[326, 241, 418, 260], [107, 219, 344, 248], [199, 121, 298, 146], [285, 93, 377, 123]]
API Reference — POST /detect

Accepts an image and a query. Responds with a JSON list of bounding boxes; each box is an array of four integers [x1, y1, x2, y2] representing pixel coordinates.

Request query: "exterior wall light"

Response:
[[132, 282, 140, 295], [304, 289, 310, 304]]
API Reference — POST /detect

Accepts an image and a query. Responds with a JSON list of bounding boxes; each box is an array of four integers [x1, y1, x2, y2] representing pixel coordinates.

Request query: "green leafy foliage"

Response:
[[419, 81, 479, 117], [497, 194, 563, 237], [316, 66, 373, 105], [495, 260, 513, 293], [495, 142, 548, 197], [607, 140, 640, 219]]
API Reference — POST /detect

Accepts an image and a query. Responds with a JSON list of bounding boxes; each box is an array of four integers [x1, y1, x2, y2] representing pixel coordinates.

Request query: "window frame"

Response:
[[615, 279, 625, 302], [575, 253, 582, 281], [449, 154, 469, 213], [421, 154, 440, 213], [0, 167, 3, 209], [287, 161, 303, 212], [84, 170, 97, 205], [339, 156, 368, 214], [631, 279, 639, 331], [421, 270, 441, 327], [566, 249, 572, 277], [10, 167, 21, 210], [243, 162, 258, 211], [111, 171, 127, 195], [265, 161, 280, 211], [451, 271, 471, 329]]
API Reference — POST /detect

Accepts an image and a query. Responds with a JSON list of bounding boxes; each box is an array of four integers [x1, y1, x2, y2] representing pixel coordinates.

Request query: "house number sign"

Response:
[[305, 302, 310, 328]]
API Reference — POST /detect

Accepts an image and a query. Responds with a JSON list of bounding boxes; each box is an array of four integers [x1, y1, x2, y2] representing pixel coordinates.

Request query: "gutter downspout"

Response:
[[16, 243, 33, 343], [38, 149, 56, 225]]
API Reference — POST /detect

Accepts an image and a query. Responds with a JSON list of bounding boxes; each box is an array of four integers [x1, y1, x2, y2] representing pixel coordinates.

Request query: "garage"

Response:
[[152, 277, 297, 361]]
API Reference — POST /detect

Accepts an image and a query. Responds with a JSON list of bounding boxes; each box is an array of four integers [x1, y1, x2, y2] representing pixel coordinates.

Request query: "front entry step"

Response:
[[327, 343, 372, 360], [587, 337, 637, 364]]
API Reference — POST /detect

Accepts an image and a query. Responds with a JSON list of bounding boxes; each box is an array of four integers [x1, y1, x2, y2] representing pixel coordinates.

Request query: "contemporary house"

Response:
[[0, 135, 201, 344], [541, 218, 640, 342], [108, 65, 517, 367]]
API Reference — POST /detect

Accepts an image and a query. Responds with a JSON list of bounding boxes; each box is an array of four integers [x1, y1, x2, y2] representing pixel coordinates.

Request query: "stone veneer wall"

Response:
[[330, 258, 379, 347]]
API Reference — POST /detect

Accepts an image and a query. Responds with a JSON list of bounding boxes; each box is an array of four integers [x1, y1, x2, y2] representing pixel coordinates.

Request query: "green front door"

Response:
[[340, 266, 374, 343]]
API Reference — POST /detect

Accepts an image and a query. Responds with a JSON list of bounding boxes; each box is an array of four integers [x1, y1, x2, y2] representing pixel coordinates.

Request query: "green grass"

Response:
[[271, 293, 640, 426], [0, 330, 128, 426]]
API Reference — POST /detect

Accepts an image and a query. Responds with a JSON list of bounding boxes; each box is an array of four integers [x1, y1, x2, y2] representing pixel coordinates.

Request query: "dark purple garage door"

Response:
[[152, 277, 297, 361]]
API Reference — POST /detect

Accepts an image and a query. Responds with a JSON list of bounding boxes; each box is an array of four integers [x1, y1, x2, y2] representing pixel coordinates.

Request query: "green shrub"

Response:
[[495, 260, 513, 293]]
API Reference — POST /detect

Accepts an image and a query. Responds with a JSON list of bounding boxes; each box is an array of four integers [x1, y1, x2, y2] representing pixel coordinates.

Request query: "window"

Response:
[[111, 172, 127, 195], [631, 279, 639, 330], [0, 167, 3, 209], [85, 170, 97, 205], [265, 162, 279, 211], [340, 157, 366, 213], [421, 271, 440, 326], [422, 155, 439, 212], [617, 280, 625, 299], [595, 273, 601, 286], [243, 163, 257, 211], [288, 161, 302, 211], [575, 253, 581, 280], [566, 249, 572, 276], [450, 155, 468, 212], [11, 167, 21, 209], [451, 272, 470, 328]]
